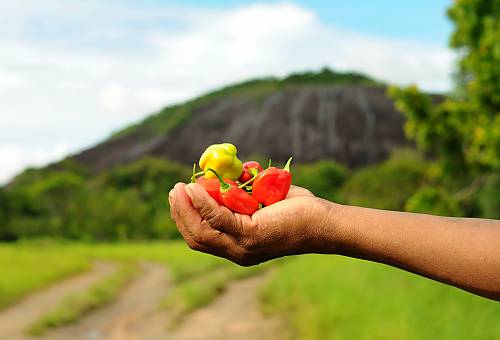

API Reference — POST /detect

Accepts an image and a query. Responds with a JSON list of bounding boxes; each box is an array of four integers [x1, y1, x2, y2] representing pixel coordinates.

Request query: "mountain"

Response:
[[69, 68, 411, 172]]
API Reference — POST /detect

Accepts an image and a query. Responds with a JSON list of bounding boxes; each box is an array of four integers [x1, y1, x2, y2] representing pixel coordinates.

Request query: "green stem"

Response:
[[206, 168, 231, 191], [191, 169, 205, 183], [191, 164, 197, 183], [238, 174, 257, 189], [283, 157, 293, 172]]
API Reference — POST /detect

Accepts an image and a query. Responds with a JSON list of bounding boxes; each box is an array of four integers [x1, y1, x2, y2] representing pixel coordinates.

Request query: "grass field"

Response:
[[0, 240, 235, 307], [1, 241, 499, 339], [262, 255, 500, 340], [0, 241, 90, 309], [26, 261, 140, 335]]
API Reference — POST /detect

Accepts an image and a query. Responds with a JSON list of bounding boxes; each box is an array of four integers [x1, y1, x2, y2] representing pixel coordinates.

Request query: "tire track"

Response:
[[0, 262, 116, 340], [170, 273, 286, 340], [44, 262, 170, 340]]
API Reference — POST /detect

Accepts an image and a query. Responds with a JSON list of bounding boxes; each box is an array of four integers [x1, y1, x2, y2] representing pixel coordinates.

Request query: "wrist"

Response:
[[308, 198, 347, 254]]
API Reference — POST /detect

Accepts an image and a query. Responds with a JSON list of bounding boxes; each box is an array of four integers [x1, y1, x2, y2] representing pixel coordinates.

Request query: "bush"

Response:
[[405, 186, 463, 216], [293, 161, 348, 200], [339, 150, 427, 210], [476, 174, 500, 219]]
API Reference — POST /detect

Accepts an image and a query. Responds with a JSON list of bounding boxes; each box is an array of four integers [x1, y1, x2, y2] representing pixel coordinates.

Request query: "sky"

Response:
[[1, 0, 453, 184]]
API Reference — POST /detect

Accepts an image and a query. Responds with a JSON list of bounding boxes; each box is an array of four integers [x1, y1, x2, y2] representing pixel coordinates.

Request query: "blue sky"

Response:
[[166, 0, 453, 43], [0, 1, 454, 183]]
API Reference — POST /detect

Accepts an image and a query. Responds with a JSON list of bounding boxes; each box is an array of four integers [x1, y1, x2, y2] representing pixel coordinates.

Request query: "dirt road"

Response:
[[0, 263, 285, 340], [0, 262, 116, 340], [170, 273, 286, 340], [44, 262, 170, 340]]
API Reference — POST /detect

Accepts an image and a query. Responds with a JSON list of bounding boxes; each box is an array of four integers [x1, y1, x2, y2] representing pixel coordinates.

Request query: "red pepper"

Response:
[[238, 161, 264, 183], [252, 157, 292, 206], [207, 169, 259, 215], [196, 177, 237, 206]]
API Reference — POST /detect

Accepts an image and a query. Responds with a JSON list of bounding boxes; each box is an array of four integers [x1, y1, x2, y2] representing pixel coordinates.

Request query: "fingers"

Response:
[[184, 183, 243, 237], [172, 183, 236, 251]]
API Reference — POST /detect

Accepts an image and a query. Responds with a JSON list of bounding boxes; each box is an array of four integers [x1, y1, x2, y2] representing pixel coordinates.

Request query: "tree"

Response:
[[390, 0, 500, 175]]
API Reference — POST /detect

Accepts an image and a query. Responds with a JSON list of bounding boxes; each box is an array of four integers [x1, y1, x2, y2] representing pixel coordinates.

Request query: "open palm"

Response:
[[169, 183, 326, 265]]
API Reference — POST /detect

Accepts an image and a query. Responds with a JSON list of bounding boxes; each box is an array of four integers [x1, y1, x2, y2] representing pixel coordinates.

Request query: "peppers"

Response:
[[252, 157, 292, 206], [188, 143, 294, 215], [196, 177, 237, 206], [199, 143, 243, 181], [238, 161, 263, 183], [206, 169, 259, 215]]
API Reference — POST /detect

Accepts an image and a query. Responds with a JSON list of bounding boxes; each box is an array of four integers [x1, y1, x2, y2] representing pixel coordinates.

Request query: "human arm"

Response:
[[168, 183, 500, 301]]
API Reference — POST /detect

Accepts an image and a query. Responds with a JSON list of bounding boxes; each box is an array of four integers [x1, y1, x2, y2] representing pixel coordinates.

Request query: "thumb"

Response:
[[185, 183, 220, 221], [185, 183, 241, 236]]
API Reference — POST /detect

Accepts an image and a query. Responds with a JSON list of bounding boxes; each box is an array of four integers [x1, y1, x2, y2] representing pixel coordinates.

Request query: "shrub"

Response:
[[339, 150, 427, 210], [405, 186, 463, 216], [476, 174, 500, 219], [293, 161, 348, 200]]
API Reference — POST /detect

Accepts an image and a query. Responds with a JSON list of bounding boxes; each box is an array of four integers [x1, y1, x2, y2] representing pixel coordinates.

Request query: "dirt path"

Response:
[[44, 262, 170, 340], [0, 262, 116, 340], [170, 273, 286, 340]]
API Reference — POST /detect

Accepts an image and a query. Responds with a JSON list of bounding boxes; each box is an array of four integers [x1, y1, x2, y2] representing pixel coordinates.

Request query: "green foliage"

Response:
[[262, 255, 500, 340], [339, 150, 427, 210], [405, 186, 463, 216], [282, 67, 379, 86], [3, 158, 189, 241], [476, 174, 500, 219], [293, 160, 348, 199], [390, 0, 500, 173]]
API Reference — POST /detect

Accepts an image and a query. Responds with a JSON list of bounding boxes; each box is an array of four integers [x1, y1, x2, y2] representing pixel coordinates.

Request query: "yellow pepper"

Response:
[[199, 143, 243, 180]]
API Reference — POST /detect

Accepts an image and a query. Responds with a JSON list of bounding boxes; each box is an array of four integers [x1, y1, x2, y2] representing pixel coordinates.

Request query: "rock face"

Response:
[[73, 85, 410, 171]]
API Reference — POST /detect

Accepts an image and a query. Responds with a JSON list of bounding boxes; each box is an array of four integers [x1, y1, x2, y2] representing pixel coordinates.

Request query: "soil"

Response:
[[0, 263, 285, 340], [43, 262, 170, 340], [0, 262, 116, 340], [169, 273, 286, 340]]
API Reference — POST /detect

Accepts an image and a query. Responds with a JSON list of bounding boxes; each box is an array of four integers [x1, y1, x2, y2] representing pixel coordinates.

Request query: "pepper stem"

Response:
[[206, 168, 231, 191], [283, 157, 293, 172], [191, 163, 197, 183], [238, 174, 257, 189]]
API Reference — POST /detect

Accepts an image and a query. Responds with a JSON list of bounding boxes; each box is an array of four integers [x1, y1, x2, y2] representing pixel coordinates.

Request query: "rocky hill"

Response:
[[70, 69, 412, 171]]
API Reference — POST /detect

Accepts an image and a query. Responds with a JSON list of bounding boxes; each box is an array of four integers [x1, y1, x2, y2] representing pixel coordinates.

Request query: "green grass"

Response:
[[261, 255, 500, 340], [162, 263, 266, 328], [0, 241, 229, 311], [0, 241, 90, 310], [26, 262, 139, 336]]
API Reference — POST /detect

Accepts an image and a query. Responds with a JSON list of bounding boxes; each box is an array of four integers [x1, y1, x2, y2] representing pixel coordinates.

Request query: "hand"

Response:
[[169, 183, 333, 266]]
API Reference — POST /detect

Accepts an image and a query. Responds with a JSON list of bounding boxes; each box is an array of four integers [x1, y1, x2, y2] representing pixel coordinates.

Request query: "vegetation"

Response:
[[0, 241, 233, 311], [262, 255, 500, 340], [0, 241, 89, 309], [26, 262, 139, 336], [1, 158, 189, 241], [162, 264, 266, 328], [389, 0, 499, 215], [260, 3, 500, 339], [339, 150, 427, 210]]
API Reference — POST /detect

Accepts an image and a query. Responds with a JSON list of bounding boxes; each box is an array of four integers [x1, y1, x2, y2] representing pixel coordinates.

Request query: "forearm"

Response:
[[316, 201, 500, 300]]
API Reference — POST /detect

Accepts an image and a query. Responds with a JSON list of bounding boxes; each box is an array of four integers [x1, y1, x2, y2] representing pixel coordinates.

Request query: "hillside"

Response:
[[70, 68, 409, 171]]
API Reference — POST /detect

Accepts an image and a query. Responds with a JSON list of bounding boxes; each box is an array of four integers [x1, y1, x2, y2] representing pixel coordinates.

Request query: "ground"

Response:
[[0, 260, 282, 340]]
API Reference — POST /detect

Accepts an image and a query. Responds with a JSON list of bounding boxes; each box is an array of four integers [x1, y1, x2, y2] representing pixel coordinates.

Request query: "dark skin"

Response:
[[169, 183, 500, 301]]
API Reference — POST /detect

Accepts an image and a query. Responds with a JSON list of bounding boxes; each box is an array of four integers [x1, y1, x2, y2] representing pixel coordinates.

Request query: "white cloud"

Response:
[[0, 144, 70, 184], [0, 1, 455, 184]]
